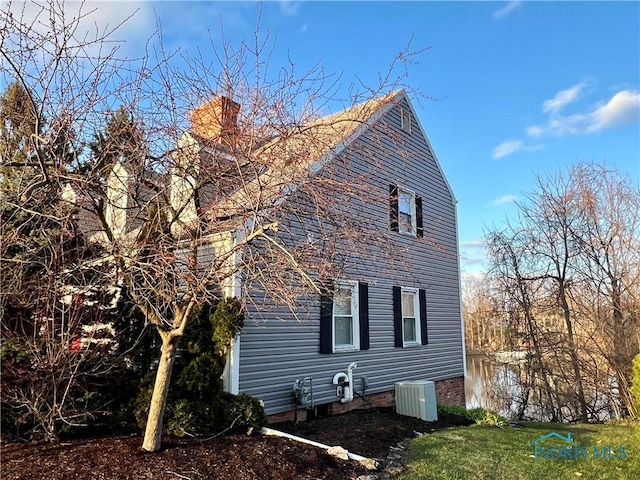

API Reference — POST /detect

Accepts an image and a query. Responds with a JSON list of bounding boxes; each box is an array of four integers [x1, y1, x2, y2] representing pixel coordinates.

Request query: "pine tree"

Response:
[[0, 83, 122, 440], [0, 82, 55, 307], [0, 82, 40, 167], [89, 106, 144, 178]]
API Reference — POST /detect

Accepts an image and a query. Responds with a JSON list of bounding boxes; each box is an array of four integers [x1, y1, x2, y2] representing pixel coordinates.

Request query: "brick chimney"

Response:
[[190, 96, 240, 147]]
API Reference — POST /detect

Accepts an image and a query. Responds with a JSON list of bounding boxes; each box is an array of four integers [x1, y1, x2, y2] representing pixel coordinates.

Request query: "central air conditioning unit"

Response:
[[394, 380, 438, 422]]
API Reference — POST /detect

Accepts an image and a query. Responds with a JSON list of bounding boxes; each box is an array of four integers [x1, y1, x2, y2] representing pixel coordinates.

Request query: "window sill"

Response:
[[333, 346, 360, 354], [402, 342, 421, 348]]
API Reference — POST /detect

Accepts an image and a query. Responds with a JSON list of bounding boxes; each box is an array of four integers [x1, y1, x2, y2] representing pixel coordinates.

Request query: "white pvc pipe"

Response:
[[345, 362, 357, 403], [332, 371, 349, 403], [261, 427, 369, 462]]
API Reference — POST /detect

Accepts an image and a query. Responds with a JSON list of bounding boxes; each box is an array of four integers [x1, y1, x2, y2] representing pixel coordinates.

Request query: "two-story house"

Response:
[[78, 89, 466, 422], [172, 89, 467, 422]]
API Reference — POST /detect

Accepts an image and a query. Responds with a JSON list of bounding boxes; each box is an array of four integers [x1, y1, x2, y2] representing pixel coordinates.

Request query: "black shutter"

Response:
[[419, 289, 428, 345], [389, 184, 399, 232], [319, 279, 334, 354], [416, 196, 424, 238], [358, 282, 370, 350], [392, 286, 403, 347]]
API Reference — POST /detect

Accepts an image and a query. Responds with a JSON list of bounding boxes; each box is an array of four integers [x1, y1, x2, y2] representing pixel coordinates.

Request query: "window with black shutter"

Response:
[[319, 280, 369, 353], [389, 184, 423, 237], [393, 286, 428, 347]]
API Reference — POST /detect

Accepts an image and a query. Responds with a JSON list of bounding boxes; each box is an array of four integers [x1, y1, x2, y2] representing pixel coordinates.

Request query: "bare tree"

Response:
[[462, 275, 502, 351], [484, 163, 640, 421], [485, 228, 560, 421], [521, 171, 589, 421], [567, 164, 640, 417], [1, 1, 424, 449]]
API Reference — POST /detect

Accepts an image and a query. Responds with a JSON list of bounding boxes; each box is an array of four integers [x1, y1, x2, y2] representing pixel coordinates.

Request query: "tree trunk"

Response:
[[142, 335, 179, 452], [559, 283, 589, 422], [609, 280, 638, 418], [524, 309, 558, 422]]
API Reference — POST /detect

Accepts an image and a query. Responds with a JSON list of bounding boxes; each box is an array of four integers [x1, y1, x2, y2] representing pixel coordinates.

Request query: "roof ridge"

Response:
[[310, 89, 403, 125]]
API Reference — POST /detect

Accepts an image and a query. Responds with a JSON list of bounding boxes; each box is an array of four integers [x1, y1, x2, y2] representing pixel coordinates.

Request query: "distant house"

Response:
[[79, 90, 466, 421]]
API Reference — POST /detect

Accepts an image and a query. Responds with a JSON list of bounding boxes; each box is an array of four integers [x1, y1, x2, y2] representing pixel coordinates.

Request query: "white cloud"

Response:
[[542, 82, 587, 114], [460, 253, 486, 270], [460, 241, 488, 275], [7, 1, 155, 56], [491, 139, 544, 159], [589, 90, 640, 131], [525, 125, 544, 137], [527, 89, 640, 137], [493, 1, 522, 20], [492, 140, 523, 159], [460, 240, 485, 249], [462, 271, 487, 283], [279, 1, 301, 16], [492, 195, 518, 205], [498, 83, 639, 155]]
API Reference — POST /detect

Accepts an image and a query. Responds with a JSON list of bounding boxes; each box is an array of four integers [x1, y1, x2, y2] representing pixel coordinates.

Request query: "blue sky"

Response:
[[25, 1, 640, 277]]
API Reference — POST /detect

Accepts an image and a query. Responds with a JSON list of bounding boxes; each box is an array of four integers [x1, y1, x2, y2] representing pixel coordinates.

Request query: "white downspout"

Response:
[[225, 337, 240, 394], [224, 225, 246, 395]]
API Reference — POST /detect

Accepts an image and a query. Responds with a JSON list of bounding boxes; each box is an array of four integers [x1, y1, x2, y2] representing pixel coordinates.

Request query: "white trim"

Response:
[[225, 336, 241, 394], [223, 222, 247, 394], [106, 162, 129, 238], [332, 280, 360, 353], [454, 206, 468, 378], [401, 287, 421, 347]]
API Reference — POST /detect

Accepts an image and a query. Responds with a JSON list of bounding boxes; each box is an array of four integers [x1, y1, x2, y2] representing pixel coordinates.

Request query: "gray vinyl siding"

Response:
[[236, 95, 464, 415]]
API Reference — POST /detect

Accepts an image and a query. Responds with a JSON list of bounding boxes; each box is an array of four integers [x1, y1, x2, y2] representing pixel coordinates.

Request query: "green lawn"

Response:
[[396, 422, 639, 480]]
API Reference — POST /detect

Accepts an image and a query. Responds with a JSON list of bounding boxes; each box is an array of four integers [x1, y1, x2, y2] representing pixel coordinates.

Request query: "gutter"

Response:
[[261, 427, 378, 471]]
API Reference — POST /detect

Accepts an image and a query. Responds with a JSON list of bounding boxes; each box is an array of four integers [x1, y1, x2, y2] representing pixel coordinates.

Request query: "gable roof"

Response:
[[205, 90, 403, 220]]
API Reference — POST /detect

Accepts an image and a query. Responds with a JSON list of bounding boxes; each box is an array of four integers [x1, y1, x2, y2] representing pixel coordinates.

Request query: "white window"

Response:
[[400, 107, 412, 133], [398, 188, 416, 235], [401, 288, 421, 346], [333, 281, 360, 352]]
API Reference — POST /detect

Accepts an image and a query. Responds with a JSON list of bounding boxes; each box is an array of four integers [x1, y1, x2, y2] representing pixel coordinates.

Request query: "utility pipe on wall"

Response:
[[345, 362, 357, 403], [332, 362, 358, 403]]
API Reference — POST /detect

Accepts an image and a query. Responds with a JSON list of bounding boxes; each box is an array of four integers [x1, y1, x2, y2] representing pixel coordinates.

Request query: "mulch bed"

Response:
[[273, 407, 472, 459], [1, 407, 471, 480]]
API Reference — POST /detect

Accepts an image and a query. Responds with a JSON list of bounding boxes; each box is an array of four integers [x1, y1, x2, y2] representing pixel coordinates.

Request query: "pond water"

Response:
[[465, 354, 616, 421], [465, 354, 529, 419]]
